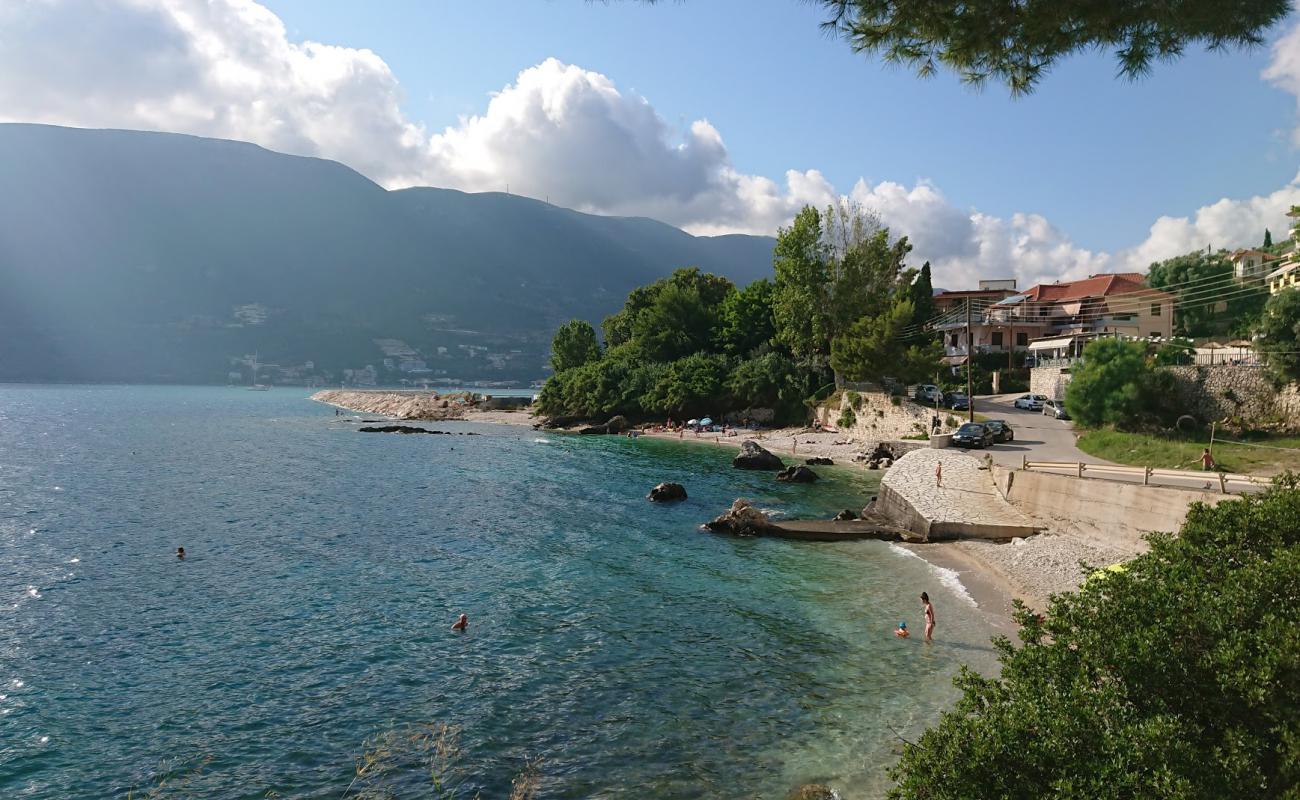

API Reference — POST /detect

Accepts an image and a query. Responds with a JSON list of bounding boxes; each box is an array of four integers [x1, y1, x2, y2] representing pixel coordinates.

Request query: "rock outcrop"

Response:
[[787, 784, 838, 800], [804, 457, 834, 465], [358, 425, 441, 434], [703, 499, 780, 536], [313, 389, 471, 420], [832, 509, 858, 521], [647, 482, 688, 502], [732, 440, 785, 470], [776, 465, 819, 483]]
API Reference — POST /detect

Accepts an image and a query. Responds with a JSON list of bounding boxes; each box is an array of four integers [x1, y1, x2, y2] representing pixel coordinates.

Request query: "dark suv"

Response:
[[951, 422, 994, 449]]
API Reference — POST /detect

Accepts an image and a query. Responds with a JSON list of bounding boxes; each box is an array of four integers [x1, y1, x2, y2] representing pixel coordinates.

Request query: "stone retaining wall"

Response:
[[836, 390, 937, 441], [1164, 365, 1300, 431], [1030, 366, 1072, 399]]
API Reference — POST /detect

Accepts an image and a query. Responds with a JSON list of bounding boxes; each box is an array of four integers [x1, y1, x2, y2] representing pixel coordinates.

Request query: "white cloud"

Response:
[[3, 0, 1300, 292]]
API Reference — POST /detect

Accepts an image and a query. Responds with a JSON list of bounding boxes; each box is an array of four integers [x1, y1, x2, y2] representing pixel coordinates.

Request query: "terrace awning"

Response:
[[1028, 336, 1075, 352]]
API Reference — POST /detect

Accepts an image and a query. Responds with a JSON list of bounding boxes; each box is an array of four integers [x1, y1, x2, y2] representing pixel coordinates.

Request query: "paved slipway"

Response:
[[880, 448, 1039, 540]]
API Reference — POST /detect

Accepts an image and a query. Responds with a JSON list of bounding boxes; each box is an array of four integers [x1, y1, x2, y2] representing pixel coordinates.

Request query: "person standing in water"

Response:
[[921, 592, 935, 642], [452, 613, 468, 632], [176, 547, 185, 560]]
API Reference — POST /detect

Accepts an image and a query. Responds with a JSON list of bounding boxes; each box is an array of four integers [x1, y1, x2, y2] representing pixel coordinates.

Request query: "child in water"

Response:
[[894, 621, 909, 638]]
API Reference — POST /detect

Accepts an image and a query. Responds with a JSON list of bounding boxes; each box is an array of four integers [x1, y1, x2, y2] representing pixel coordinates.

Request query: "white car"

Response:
[[1013, 393, 1047, 411]]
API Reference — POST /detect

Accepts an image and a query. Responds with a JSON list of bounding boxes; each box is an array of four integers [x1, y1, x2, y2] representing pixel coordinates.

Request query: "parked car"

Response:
[[1013, 393, 1047, 411], [914, 384, 944, 405], [945, 391, 970, 411], [983, 419, 1014, 442], [1042, 398, 1071, 420], [951, 422, 994, 448]]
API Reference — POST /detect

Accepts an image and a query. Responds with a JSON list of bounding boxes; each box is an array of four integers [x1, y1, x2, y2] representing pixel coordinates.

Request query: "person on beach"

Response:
[[792, 437, 798, 455], [935, 461, 943, 487], [1200, 448, 1216, 471], [452, 614, 468, 632], [895, 621, 909, 639], [921, 592, 935, 642]]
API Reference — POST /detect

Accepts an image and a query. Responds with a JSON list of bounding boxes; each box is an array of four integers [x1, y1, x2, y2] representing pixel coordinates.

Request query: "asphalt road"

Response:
[[962, 394, 1265, 494]]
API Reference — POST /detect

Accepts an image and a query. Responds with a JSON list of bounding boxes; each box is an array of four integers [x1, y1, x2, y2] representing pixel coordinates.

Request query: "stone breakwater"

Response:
[[311, 389, 468, 420]]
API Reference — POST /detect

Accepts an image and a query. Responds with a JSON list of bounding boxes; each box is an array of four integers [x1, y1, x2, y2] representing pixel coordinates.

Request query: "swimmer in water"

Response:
[[895, 621, 909, 639], [176, 547, 185, 560], [452, 613, 468, 632]]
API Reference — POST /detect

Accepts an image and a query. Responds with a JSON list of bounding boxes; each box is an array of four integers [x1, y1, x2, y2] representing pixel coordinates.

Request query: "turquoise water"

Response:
[[0, 386, 1000, 799]]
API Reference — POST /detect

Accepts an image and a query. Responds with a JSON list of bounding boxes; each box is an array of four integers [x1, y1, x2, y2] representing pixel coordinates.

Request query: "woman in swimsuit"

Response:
[[921, 592, 935, 642]]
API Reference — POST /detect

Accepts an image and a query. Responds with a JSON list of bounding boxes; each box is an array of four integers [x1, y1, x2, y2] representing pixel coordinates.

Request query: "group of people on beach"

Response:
[[895, 592, 936, 642]]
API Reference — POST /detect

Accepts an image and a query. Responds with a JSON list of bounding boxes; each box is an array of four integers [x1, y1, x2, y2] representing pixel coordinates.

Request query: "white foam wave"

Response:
[[25, 587, 40, 599], [887, 544, 978, 608], [67, 558, 80, 564], [759, 508, 786, 519], [532, 438, 552, 444]]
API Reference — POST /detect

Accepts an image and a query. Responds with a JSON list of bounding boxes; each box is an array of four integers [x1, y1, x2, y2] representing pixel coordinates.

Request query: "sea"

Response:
[[0, 385, 1002, 799]]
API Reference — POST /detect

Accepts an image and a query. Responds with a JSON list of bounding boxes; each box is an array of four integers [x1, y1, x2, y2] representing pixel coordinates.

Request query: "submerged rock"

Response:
[[787, 784, 838, 800], [805, 456, 834, 465], [358, 425, 444, 434], [776, 465, 820, 483], [647, 482, 688, 502], [703, 499, 779, 537], [833, 509, 858, 521], [732, 440, 785, 470]]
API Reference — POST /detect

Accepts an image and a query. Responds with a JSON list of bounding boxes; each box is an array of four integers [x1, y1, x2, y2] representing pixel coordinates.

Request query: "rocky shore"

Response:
[[312, 389, 476, 420]]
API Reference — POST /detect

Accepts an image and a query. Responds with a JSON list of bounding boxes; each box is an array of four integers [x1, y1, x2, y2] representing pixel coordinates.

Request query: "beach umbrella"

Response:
[[699, 417, 713, 426], [686, 419, 699, 426]]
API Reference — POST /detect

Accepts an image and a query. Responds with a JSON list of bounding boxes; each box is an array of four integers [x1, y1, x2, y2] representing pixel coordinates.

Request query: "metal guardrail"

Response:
[[1019, 457, 1270, 494]]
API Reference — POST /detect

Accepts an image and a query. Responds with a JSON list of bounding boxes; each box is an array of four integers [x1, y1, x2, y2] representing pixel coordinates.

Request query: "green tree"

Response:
[[772, 206, 832, 361], [548, 319, 602, 373], [909, 261, 935, 328], [818, 0, 1290, 95], [601, 267, 733, 353], [631, 282, 716, 362], [1147, 250, 1267, 337], [1265, 228, 1274, 248], [639, 353, 730, 417], [1257, 289, 1300, 384], [726, 351, 807, 419], [830, 296, 943, 385], [1064, 338, 1174, 429], [824, 203, 912, 338], [716, 278, 777, 356], [888, 477, 1300, 799]]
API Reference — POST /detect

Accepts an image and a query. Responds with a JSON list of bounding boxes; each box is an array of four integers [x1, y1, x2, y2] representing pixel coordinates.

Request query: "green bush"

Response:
[[838, 406, 857, 428], [888, 477, 1300, 799], [1064, 338, 1177, 430]]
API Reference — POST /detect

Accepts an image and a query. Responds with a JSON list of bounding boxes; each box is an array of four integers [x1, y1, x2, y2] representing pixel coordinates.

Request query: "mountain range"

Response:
[[0, 124, 775, 384]]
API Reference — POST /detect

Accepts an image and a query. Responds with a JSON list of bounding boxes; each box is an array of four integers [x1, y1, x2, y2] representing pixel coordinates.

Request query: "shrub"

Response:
[[838, 407, 857, 428], [1064, 338, 1177, 429]]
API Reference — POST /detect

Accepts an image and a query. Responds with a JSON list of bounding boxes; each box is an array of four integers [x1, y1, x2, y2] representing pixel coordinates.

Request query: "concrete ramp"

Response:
[[879, 449, 1041, 541]]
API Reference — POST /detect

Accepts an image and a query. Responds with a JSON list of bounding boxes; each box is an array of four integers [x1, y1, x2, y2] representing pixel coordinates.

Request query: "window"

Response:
[[1151, 303, 1162, 316], [1016, 332, 1028, 347], [950, 333, 959, 347], [991, 331, 1004, 347]]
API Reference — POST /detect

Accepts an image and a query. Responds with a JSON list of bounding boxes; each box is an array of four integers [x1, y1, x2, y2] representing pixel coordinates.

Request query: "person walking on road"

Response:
[[934, 461, 943, 487]]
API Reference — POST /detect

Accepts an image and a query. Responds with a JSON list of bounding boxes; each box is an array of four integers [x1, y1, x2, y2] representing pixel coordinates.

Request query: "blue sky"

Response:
[[4, 0, 1300, 287], [259, 0, 1297, 252]]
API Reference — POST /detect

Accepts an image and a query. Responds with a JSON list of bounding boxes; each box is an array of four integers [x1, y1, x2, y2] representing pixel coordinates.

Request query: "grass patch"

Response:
[[1076, 428, 1300, 475]]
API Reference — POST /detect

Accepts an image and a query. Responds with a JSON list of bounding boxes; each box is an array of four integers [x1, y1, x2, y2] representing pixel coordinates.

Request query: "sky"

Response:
[[4, 0, 1300, 290]]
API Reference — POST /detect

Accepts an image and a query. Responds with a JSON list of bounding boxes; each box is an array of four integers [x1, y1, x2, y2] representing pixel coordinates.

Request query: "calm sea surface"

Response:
[[0, 385, 1000, 799]]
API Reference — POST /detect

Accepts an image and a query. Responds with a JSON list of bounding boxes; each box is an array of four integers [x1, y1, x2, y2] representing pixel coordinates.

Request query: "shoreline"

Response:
[[320, 398, 1100, 622]]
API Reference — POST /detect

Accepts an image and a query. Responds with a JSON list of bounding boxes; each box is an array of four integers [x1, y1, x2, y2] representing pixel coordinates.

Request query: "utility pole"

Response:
[[966, 299, 974, 422]]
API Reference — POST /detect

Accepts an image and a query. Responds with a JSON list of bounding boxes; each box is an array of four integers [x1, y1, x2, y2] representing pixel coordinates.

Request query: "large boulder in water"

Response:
[[777, 465, 819, 483], [578, 423, 608, 435], [833, 509, 858, 521], [605, 415, 630, 434], [647, 482, 688, 502], [805, 456, 834, 465], [733, 440, 785, 470], [704, 499, 779, 537]]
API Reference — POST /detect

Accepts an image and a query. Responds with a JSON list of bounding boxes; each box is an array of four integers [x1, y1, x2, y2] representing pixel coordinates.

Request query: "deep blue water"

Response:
[[0, 386, 1000, 799]]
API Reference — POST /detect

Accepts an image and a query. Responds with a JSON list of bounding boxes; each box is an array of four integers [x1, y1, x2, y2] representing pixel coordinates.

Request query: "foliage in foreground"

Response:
[[889, 478, 1300, 799], [817, 0, 1289, 95]]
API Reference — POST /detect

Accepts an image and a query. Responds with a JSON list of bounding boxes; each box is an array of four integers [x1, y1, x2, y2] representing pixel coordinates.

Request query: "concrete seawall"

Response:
[[992, 466, 1229, 551], [879, 450, 1042, 541]]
